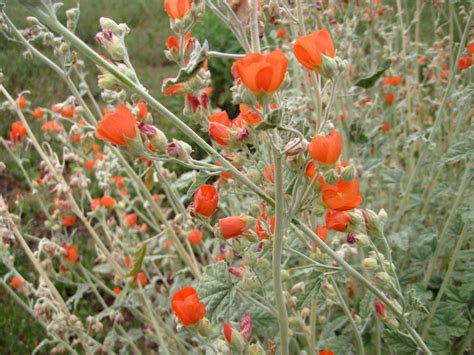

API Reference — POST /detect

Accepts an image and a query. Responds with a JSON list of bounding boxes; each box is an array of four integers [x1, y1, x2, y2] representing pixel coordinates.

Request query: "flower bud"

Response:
[[167, 139, 192, 161], [361, 257, 378, 270], [291, 282, 305, 295], [248, 341, 265, 355], [374, 272, 392, 289], [323, 169, 339, 185], [340, 165, 357, 182], [100, 17, 119, 32], [320, 54, 338, 79], [198, 317, 212, 337]]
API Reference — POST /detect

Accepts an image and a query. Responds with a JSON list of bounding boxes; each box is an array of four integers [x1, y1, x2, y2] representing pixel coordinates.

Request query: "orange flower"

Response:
[[10, 275, 24, 289], [96, 103, 137, 146], [209, 122, 232, 146], [276, 28, 286, 39], [381, 121, 391, 133], [100, 195, 116, 208], [61, 106, 76, 118], [316, 225, 328, 242], [208, 111, 232, 126], [256, 215, 275, 240], [41, 120, 62, 133], [319, 350, 334, 355], [263, 164, 275, 184], [111, 176, 125, 188], [234, 49, 288, 95], [62, 215, 76, 227], [305, 162, 318, 179], [467, 42, 474, 55], [125, 213, 138, 227], [382, 76, 401, 86], [194, 184, 218, 217], [187, 230, 203, 245], [325, 210, 351, 232], [90, 198, 101, 211], [33, 107, 44, 119], [84, 160, 95, 170], [293, 28, 335, 71], [134, 102, 148, 120], [322, 179, 362, 211], [112, 287, 122, 295], [458, 55, 472, 71], [17, 95, 27, 109], [239, 104, 262, 124], [133, 271, 148, 288], [171, 286, 206, 326], [308, 130, 342, 165], [64, 244, 79, 263], [218, 216, 249, 239], [164, 0, 191, 19], [384, 92, 395, 105], [9, 121, 27, 142]]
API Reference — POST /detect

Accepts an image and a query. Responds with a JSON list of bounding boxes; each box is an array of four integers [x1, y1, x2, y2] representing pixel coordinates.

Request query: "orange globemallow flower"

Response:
[[100, 195, 116, 208], [239, 104, 262, 124], [293, 28, 335, 71], [9, 121, 27, 142], [218, 216, 249, 239], [194, 184, 218, 217], [209, 122, 232, 146], [308, 130, 342, 165], [458, 55, 472, 70], [125, 213, 138, 227], [382, 76, 401, 86], [33, 107, 44, 119], [208, 111, 232, 126], [263, 164, 275, 184], [384, 92, 395, 105], [133, 271, 148, 288], [319, 350, 335, 355], [187, 230, 203, 245], [325, 210, 351, 232], [381, 121, 391, 133], [171, 286, 206, 326], [96, 103, 137, 146], [10, 276, 24, 289], [62, 215, 76, 227], [134, 102, 148, 120], [234, 49, 288, 95], [322, 179, 363, 211], [164, 0, 191, 19], [17, 95, 27, 109], [64, 244, 79, 263]]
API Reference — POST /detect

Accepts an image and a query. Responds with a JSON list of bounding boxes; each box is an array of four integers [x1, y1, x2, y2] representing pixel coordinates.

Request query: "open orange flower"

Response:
[[234, 49, 288, 95], [194, 184, 218, 217], [171, 286, 206, 326], [9, 121, 27, 142], [308, 130, 342, 165], [325, 210, 351, 232], [293, 28, 335, 71], [96, 103, 137, 146], [322, 179, 363, 211], [239, 104, 262, 124], [164, 0, 191, 19], [100, 195, 116, 208], [458, 55, 472, 71], [208, 111, 232, 126], [17, 95, 27, 109], [62, 215, 76, 227], [33, 107, 44, 119]]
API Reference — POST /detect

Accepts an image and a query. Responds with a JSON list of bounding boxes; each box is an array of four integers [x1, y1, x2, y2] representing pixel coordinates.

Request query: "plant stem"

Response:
[[421, 222, 470, 339], [330, 276, 365, 355], [422, 162, 472, 286], [272, 143, 290, 355], [250, 0, 260, 52]]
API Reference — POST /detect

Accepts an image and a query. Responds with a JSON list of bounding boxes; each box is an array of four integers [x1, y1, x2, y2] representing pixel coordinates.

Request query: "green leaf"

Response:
[[384, 330, 417, 354], [197, 262, 234, 322], [318, 335, 352, 353], [348, 123, 369, 143], [296, 272, 323, 308], [354, 60, 391, 89], [431, 303, 469, 338], [443, 132, 474, 164], [126, 243, 146, 278], [359, 291, 376, 318]]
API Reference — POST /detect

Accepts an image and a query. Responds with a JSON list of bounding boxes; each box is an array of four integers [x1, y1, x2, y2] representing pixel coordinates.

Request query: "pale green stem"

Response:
[[112, 147, 201, 279], [330, 276, 365, 355], [317, 77, 338, 134], [208, 51, 245, 59], [138, 286, 170, 355], [309, 299, 317, 355], [0, 198, 93, 354], [422, 162, 472, 286], [272, 142, 290, 355], [250, 0, 260, 52], [393, 9, 473, 228], [422, 223, 469, 339]]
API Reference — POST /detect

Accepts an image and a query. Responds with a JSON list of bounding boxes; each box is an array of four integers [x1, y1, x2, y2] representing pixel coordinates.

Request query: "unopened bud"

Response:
[[361, 257, 378, 270], [323, 169, 339, 185], [291, 282, 305, 295], [100, 17, 118, 32], [340, 165, 357, 181]]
